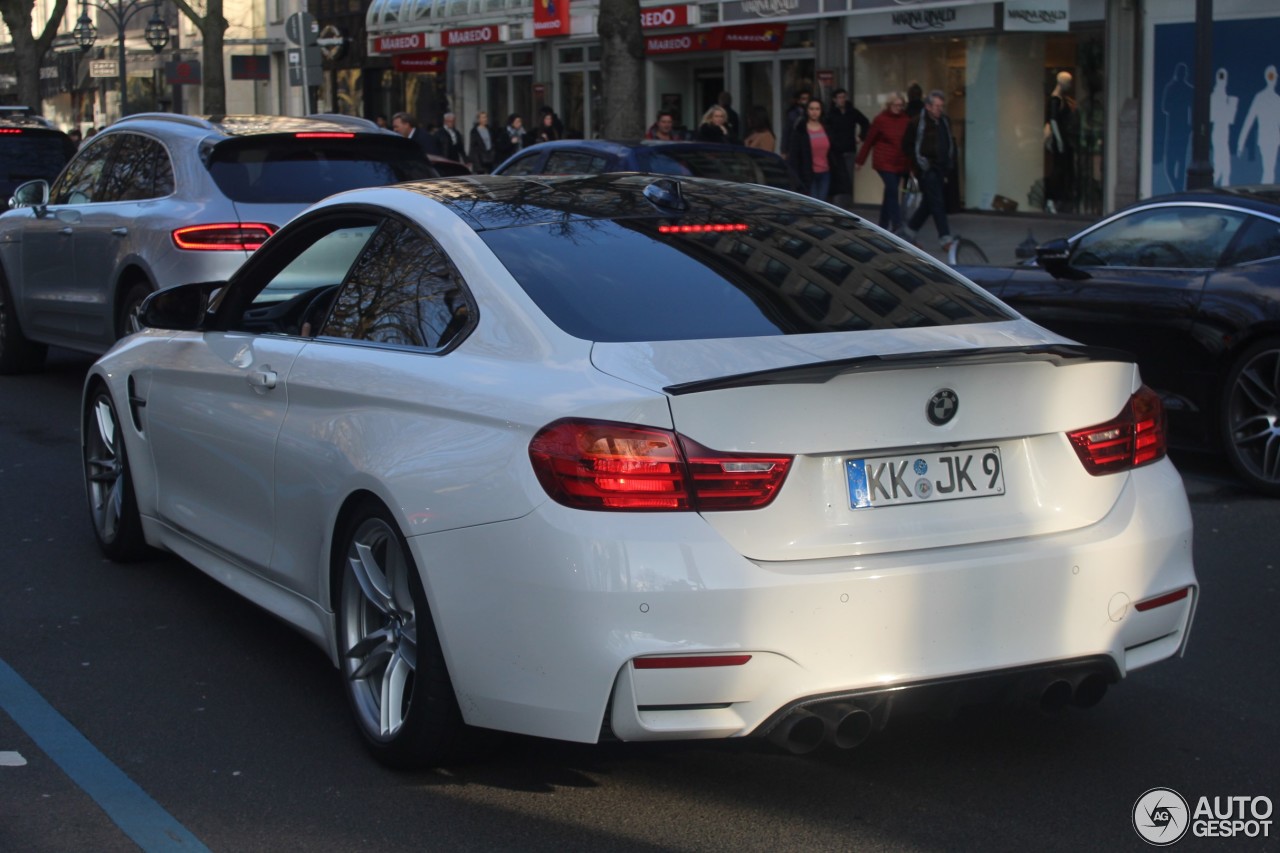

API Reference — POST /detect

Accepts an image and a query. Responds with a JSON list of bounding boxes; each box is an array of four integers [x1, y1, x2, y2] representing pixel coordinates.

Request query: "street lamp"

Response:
[[73, 0, 171, 117]]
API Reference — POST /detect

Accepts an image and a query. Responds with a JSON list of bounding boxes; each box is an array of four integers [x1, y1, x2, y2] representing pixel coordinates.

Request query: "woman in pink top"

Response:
[[855, 93, 912, 231], [787, 99, 832, 200]]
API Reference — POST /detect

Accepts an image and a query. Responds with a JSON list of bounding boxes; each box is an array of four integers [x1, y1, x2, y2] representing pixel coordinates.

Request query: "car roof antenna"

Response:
[[644, 178, 689, 212]]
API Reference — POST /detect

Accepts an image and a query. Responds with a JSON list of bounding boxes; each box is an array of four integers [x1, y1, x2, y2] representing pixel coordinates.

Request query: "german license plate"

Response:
[[846, 447, 1005, 509]]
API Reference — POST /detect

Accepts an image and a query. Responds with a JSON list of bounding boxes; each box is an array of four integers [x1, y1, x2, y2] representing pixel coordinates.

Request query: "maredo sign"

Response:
[[443, 24, 508, 46], [533, 0, 570, 38], [645, 22, 785, 54], [372, 32, 429, 53], [640, 5, 695, 29]]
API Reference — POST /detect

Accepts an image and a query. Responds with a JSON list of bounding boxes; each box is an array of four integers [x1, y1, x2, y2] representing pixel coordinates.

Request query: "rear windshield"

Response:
[[0, 132, 74, 185], [648, 148, 792, 190], [479, 213, 1012, 342], [207, 136, 437, 204]]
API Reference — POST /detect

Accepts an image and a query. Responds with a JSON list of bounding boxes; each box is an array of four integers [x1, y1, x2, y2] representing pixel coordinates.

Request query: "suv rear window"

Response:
[[0, 129, 76, 195], [479, 213, 1012, 342], [208, 136, 437, 204]]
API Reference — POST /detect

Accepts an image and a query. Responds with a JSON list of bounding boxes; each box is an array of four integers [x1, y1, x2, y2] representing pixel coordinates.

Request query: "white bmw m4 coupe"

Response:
[[82, 174, 1197, 767]]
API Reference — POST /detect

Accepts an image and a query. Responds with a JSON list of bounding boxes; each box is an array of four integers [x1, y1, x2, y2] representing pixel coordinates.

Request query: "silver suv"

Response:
[[0, 113, 439, 373]]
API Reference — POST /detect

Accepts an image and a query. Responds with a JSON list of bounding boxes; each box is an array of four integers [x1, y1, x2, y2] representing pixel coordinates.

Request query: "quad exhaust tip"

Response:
[[767, 703, 874, 755]]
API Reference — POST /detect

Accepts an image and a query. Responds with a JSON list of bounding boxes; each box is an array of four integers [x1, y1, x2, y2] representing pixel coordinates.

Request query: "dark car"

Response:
[[493, 139, 796, 191], [955, 187, 1280, 495], [0, 113, 77, 208]]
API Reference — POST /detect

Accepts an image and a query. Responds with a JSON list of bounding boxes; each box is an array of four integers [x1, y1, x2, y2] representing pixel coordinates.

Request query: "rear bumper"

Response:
[[410, 460, 1196, 744]]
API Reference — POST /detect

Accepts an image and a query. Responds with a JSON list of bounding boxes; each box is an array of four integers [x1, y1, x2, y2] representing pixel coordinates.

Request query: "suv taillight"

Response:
[[172, 223, 275, 251], [529, 419, 792, 511], [1067, 385, 1167, 475]]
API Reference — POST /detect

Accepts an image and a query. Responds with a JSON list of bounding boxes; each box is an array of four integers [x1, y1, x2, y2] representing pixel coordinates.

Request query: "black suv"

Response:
[[0, 110, 77, 208]]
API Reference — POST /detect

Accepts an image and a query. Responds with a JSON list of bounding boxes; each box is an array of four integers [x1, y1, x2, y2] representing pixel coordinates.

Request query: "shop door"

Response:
[[734, 55, 814, 154]]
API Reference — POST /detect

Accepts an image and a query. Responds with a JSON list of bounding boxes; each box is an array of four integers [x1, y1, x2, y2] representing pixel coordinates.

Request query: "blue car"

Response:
[[493, 139, 797, 191]]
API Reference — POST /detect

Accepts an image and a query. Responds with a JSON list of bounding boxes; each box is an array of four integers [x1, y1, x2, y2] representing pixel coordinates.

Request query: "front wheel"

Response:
[[83, 385, 150, 561], [1221, 338, 1280, 496], [337, 504, 495, 768], [0, 275, 47, 374]]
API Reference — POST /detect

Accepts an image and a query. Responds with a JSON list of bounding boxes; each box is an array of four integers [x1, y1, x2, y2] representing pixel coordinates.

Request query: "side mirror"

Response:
[[10, 179, 49, 213], [140, 282, 221, 331], [1035, 237, 1090, 281]]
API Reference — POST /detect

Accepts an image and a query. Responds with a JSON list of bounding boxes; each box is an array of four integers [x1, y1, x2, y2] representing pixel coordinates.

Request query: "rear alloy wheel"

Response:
[[337, 505, 492, 768], [1222, 339, 1280, 496], [83, 385, 149, 561], [0, 276, 47, 374], [116, 280, 153, 340]]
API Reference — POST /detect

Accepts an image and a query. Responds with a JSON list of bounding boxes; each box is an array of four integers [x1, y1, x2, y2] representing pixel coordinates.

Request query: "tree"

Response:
[[596, 0, 645, 138], [169, 0, 227, 114], [0, 0, 72, 112]]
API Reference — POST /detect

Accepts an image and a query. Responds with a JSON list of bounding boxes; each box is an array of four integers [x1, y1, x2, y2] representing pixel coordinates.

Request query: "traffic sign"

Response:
[[285, 12, 319, 46]]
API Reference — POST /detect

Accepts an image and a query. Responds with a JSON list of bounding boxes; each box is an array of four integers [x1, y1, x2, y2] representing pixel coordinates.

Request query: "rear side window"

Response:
[[1224, 215, 1280, 266], [99, 133, 174, 201], [208, 136, 437, 204], [479, 213, 1011, 342], [497, 152, 543, 176], [544, 151, 611, 173]]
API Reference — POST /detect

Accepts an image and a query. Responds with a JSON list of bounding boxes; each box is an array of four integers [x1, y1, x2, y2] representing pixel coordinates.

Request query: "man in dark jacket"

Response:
[[392, 111, 441, 156], [433, 112, 466, 162], [899, 90, 958, 251], [826, 88, 869, 207]]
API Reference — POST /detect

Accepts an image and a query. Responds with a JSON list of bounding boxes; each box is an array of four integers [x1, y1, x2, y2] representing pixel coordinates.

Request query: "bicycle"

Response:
[[947, 236, 988, 265]]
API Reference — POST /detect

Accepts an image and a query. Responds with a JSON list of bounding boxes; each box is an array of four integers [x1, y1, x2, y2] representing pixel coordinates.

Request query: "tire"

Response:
[[336, 503, 496, 768], [0, 275, 47, 374], [116, 280, 153, 341], [83, 384, 150, 561], [1221, 338, 1280, 497]]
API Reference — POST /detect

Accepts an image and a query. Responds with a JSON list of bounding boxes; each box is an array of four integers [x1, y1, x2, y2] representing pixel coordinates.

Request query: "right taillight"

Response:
[[528, 419, 792, 511], [172, 223, 276, 251], [1067, 385, 1167, 475]]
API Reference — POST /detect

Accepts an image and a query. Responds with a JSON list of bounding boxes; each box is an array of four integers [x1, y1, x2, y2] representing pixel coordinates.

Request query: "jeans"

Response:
[[876, 169, 903, 230], [907, 167, 950, 239], [808, 171, 831, 202]]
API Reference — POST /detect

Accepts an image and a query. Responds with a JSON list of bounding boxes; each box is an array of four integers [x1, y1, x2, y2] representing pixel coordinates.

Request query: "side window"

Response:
[[49, 136, 115, 205], [320, 219, 472, 351], [98, 134, 174, 202], [1073, 206, 1245, 269], [1224, 216, 1280, 266], [498, 152, 544, 176], [544, 151, 610, 173]]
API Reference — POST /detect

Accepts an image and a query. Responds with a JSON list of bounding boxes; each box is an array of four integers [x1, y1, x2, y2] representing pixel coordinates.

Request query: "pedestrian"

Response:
[[905, 83, 924, 119], [469, 111, 497, 174], [780, 88, 811, 160], [645, 110, 683, 141], [826, 88, 868, 206], [433, 112, 466, 162], [372, 114, 388, 129], [67, 127, 83, 148], [854, 92, 912, 231], [694, 105, 737, 144], [391, 111, 441, 155], [716, 91, 741, 142], [537, 106, 565, 140], [534, 111, 560, 144], [496, 113, 527, 163], [742, 106, 776, 152], [788, 98, 834, 201], [899, 89, 958, 251]]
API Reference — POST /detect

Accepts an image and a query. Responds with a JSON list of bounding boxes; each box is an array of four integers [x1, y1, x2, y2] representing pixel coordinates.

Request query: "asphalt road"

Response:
[[1, 349, 1275, 852]]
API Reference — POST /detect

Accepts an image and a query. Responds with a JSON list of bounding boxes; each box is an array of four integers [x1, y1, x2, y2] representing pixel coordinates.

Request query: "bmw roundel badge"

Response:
[[927, 389, 959, 426]]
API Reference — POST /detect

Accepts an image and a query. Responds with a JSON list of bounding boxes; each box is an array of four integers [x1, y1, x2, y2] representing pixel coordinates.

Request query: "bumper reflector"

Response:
[[1134, 587, 1191, 612], [633, 655, 752, 669]]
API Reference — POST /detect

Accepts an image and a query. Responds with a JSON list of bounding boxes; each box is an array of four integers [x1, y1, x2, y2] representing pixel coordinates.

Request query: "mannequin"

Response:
[[1044, 71, 1077, 213]]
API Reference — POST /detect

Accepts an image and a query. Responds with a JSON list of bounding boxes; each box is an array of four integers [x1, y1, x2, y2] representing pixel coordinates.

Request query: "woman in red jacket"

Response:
[[855, 93, 911, 232]]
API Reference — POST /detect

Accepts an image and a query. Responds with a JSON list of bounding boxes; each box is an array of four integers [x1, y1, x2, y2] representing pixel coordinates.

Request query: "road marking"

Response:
[[0, 658, 211, 852]]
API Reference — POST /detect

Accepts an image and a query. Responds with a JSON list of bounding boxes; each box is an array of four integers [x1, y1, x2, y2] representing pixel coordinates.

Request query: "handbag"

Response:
[[901, 173, 922, 219]]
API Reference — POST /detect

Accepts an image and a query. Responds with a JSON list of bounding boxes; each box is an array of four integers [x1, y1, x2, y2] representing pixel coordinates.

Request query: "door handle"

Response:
[[247, 370, 278, 390], [59, 227, 73, 236], [111, 227, 128, 236]]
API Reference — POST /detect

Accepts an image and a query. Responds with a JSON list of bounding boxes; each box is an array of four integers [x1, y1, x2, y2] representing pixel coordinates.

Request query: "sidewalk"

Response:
[[848, 204, 1087, 266]]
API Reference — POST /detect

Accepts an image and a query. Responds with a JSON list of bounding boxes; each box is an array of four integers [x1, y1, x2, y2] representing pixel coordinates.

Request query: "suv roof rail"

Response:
[[114, 113, 220, 132], [305, 113, 388, 132]]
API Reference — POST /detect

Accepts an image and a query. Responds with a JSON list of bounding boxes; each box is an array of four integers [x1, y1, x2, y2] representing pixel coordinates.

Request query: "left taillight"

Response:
[[528, 419, 792, 512], [1067, 385, 1167, 475], [172, 223, 275, 251]]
